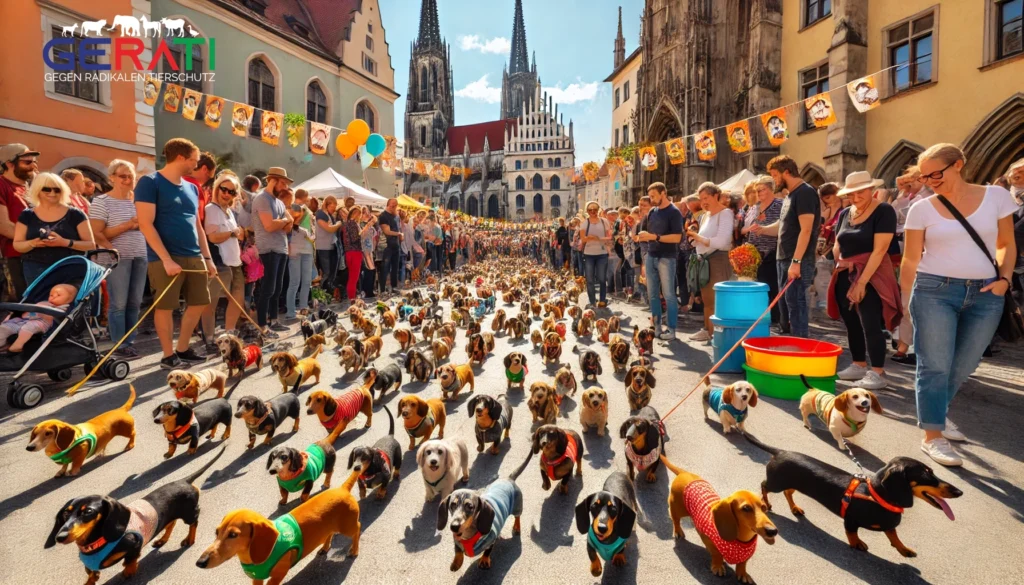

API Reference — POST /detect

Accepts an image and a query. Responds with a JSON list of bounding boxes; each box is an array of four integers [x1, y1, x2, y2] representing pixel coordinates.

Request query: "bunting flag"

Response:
[[805, 93, 837, 128], [415, 161, 426, 175], [378, 136, 398, 172], [848, 75, 881, 113], [143, 76, 161, 106], [432, 164, 451, 182], [181, 89, 201, 121], [760, 108, 789, 147], [230, 103, 254, 137], [424, 162, 435, 177], [403, 159, 415, 173], [162, 84, 182, 113], [725, 120, 752, 154], [309, 122, 331, 155], [695, 130, 717, 161], [665, 138, 686, 165], [583, 161, 600, 182], [204, 96, 225, 128], [639, 146, 658, 171], [261, 112, 283, 145]]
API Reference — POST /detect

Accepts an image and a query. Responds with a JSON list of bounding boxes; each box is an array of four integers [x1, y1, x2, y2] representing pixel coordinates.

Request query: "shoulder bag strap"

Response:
[[934, 195, 999, 278]]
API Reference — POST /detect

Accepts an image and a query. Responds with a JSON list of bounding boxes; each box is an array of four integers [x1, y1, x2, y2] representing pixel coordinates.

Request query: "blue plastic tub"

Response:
[[711, 315, 771, 374], [714, 280, 769, 322]]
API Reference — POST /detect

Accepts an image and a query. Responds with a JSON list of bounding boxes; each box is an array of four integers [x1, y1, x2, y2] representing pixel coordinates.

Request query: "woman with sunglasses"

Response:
[[581, 201, 612, 308], [901, 144, 1017, 467], [89, 160, 145, 357], [200, 173, 246, 350], [14, 173, 96, 285]]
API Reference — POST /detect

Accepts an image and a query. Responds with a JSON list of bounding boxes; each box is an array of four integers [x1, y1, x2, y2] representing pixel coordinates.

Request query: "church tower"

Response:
[[614, 6, 625, 68], [500, 0, 539, 120], [405, 0, 454, 160]]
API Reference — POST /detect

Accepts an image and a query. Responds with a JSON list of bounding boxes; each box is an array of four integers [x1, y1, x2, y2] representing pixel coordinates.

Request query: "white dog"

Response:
[[416, 438, 469, 501], [702, 381, 759, 434], [800, 385, 883, 450]]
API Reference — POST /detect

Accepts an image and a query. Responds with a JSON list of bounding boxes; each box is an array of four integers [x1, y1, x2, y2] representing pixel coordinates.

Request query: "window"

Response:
[[533, 158, 543, 169], [615, 88, 620, 108], [800, 62, 829, 130], [248, 57, 276, 137], [615, 128, 620, 148], [533, 194, 544, 212], [804, 0, 831, 27], [998, 0, 1023, 60], [554, 157, 561, 167], [532, 174, 543, 189], [515, 176, 526, 189], [886, 11, 934, 93], [306, 82, 327, 123], [551, 194, 561, 208], [623, 80, 630, 101], [547, 158, 553, 167], [50, 27, 100, 103], [622, 124, 629, 145], [420, 126, 426, 147], [516, 194, 525, 208], [368, 22, 373, 33], [515, 161, 522, 170], [362, 53, 377, 76], [420, 66, 428, 97], [167, 34, 204, 93], [550, 176, 560, 190], [356, 101, 375, 132], [366, 35, 374, 51]]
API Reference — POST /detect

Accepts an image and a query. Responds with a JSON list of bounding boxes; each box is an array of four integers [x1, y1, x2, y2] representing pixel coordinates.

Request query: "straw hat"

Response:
[[837, 170, 884, 196], [266, 166, 293, 183]]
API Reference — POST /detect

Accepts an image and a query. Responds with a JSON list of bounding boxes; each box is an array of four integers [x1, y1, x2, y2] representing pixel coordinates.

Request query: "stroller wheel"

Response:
[[6, 384, 18, 408], [10, 384, 44, 409], [105, 360, 130, 382], [47, 368, 74, 383]]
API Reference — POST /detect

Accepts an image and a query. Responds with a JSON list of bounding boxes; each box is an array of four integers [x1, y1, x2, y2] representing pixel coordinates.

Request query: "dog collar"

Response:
[[842, 415, 864, 433], [587, 527, 627, 562], [441, 378, 460, 393], [625, 440, 661, 471], [541, 435, 578, 480], [49, 427, 98, 464], [166, 414, 197, 442], [78, 536, 108, 554], [457, 531, 484, 557], [840, 478, 904, 517], [246, 404, 272, 431], [404, 410, 435, 436], [424, 468, 448, 488], [276, 452, 309, 482]]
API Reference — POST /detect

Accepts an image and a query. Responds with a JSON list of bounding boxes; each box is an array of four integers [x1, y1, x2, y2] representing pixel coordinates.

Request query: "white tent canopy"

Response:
[[718, 169, 758, 195], [292, 168, 389, 207]]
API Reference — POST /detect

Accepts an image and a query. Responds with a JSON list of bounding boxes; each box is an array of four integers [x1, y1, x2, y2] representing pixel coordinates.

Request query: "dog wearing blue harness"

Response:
[[702, 381, 759, 434], [575, 471, 640, 577]]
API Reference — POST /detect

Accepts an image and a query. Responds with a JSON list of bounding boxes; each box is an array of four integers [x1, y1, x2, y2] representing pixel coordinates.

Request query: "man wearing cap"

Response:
[[253, 166, 294, 337], [0, 144, 40, 299], [135, 138, 217, 369]]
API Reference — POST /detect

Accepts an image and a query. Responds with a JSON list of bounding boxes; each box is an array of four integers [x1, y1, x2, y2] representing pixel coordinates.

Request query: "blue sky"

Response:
[[378, 0, 642, 165]]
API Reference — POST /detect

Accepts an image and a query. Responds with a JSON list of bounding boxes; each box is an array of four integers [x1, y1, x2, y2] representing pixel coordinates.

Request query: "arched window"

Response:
[[533, 158, 543, 169], [550, 175, 560, 190], [551, 194, 561, 208], [420, 126, 427, 147], [420, 66, 428, 97], [515, 160, 521, 170], [532, 174, 543, 189], [432, 64, 439, 94], [516, 194, 525, 208], [515, 176, 525, 190], [306, 81, 327, 123], [547, 158, 553, 167], [554, 157, 561, 167], [248, 57, 276, 137], [169, 34, 204, 93], [355, 101, 376, 132], [533, 193, 544, 212]]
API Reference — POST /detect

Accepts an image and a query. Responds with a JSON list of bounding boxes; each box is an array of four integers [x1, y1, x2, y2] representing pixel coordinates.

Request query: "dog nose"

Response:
[[764, 526, 778, 538], [25, 445, 35, 451], [597, 523, 608, 533], [196, 555, 209, 568], [449, 522, 460, 532]]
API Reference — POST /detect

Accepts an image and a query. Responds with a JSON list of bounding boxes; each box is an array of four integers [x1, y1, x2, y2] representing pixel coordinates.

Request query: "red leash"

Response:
[[660, 278, 796, 423]]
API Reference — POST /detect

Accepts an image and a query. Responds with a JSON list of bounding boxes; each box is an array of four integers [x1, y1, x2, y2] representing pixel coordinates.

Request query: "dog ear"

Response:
[[347, 449, 357, 470], [575, 495, 595, 535], [711, 499, 740, 542], [488, 399, 501, 424], [100, 496, 131, 543], [619, 419, 632, 439], [44, 498, 75, 548], [869, 391, 883, 414], [151, 404, 164, 419], [415, 443, 427, 468], [531, 428, 541, 454], [834, 392, 850, 414], [265, 451, 276, 471], [748, 387, 759, 408], [436, 496, 451, 531], [614, 496, 637, 539], [305, 394, 313, 407], [288, 449, 303, 473], [721, 384, 735, 405], [647, 371, 656, 388], [503, 355, 511, 369], [417, 399, 429, 418], [249, 520, 278, 565], [624, 368, 634, 388], [475, 499, 496, 536]]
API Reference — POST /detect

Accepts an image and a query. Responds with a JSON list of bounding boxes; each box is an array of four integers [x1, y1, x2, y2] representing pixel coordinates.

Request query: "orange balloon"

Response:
[[346, 119, 371, 146], [336, 133, 358, 158]]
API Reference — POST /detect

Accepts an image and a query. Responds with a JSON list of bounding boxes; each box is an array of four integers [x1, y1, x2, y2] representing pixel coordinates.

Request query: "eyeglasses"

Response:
[[920, 161, 956, 182], [218, 185, 238, 196], [114, 174, 133, 180], [40, 186, 60, 194], [587, 207, 599, 213]]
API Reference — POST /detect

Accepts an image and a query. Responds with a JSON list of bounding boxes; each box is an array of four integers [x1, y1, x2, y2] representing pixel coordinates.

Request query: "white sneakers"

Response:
[[852, 370, 887, 390], [659, 330, 677, 341], [689, 329, 712, 342], [837, 363, 868, 381], [921, 438, 963, 467], [942, 418, 966, 442]]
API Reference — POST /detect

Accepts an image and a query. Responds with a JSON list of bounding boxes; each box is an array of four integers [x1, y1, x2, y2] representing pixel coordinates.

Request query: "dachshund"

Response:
[[491, 309, 507, 334], [541, 315, 557, 335], [436, 363, 475, 401], [333, 324, 351, 348], [530, 298, 543, 318], [28, 386, 135, 477], [266, 421, 346, 505], [363, 362, 403, 403], [398, 395, 447, 450], [362, 323, 384, 363], [466, 317, 482, 338], [620, 407, 666, 483], [607, 315, 620, 333], [47, 447, 225, 584], [576, 347, 603, 381], [703, 381, 759, 434], [404, 348, 435, 382], [573, 311, 594, 338], [316, 307, 339, 330], [624, 365, 656, 411], [528, 382, 559, 425], [152, 379, 238, 459], [799, 377, 883, 450], [417, 438, 470, 501], [422, 318, 440, 342], [234, 393, 300, 449], [303, 334, 327, 357], [530, 328, 543, 349], [339, 344, 365, 374], [567, 305, 582, 321], [431, 336, 455, 363], [348, 405, 402, 500], [608, 335, 631, 373], [305, 385, 374, 436], [595, 319, 610, 343], [503, 352, 528, 391], [167, 368, 227, 404], [393, 327, 416, 351], [744, 433, 962, 558], [300, 318, 330, 341], [533, 425, 584, 494], [543, 303, 564, 321], [269, 346, 322, 393], [662, 454, 777, 584], [574, 471, 639, 577], [467, 394, 513, 454], [215, 333, 262, 378], [542, 331, 563, 364], [632, 325, 655, 356], [438, 322, 458, 343], [505, 317, 527, 339], [465, 332, 495, 365], [554, 364, 578, 404], [579, 387, 609, 436]]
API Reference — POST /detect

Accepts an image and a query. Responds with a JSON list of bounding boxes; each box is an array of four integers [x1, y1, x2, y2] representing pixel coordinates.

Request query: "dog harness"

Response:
[[322, 390, 364, 430], [229, 345, 262, 371], [813, 392, 863, 433], [541, 435, 578, 480], [587, 526, 627, 562], [625, 440, 660, 471], [244, 403, 273, 433], [359, 450, 392, 488], [707, 388, 747, 423], [457, 479, 520, 557], [629, 385, 652, 407], [166, 414, 198, 443], [240, 514, 303, 581], [49, 427, 97, 465], [684, 480, 758, 565], [277, 444, 327, 493], [840, 477, 904, 518], [78, 500, 159, 572], [441, 377, 462, 396], [404, 409, 435, 438], [476, 406, 510, 445], [506, 364, 527, 384]]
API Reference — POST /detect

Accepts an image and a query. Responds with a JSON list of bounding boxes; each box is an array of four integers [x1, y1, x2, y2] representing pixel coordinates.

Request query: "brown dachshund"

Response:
[[530, 328, 543, 349], [362, 324, 384, 363], [465, 332, 495, 365], [270, 346, 322, 393], [542, 331, 563, 364], [431, 336, 455, 363], [393, 327, 416, 351], [436, 363, 475, 401], [579, 387, 609, 436], [303, 334, 327, 356], [339, 345, 364, 374], [167, 368, 226, 404], [608, 335, 631, 373], [532, 425, 583, 494], [398, 395, 447, 450], [305, 386, 374, 436], [491, 309, 507, 333], [528, 382, 559, 425], [624, 365, 655, 411], [505, 317, 526, 339]]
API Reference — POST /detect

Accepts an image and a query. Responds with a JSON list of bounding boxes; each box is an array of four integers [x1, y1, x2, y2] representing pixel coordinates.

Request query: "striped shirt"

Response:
[[89, 194, 147, 259], [746, 198, 782, 255]]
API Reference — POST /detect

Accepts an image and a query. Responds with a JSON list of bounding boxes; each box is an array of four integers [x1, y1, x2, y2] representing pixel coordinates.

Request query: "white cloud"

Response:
[[458, 35, 511, 54], [543, 81, 600, 104], [455, 74, 502, 104]]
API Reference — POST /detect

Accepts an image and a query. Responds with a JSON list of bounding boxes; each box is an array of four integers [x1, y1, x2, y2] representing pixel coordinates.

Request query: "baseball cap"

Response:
[[0, 144, 40, 164]]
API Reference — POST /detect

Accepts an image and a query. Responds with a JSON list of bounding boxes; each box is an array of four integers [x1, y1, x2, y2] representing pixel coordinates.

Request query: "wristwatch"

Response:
[[791, 258, 802, 264]]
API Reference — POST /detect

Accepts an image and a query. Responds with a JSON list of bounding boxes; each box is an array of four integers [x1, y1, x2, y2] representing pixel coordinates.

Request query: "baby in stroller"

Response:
[[0, 284, 77, 352]]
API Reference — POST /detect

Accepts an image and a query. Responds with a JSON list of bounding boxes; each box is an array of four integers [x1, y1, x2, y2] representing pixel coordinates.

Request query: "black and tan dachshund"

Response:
[[364, 362, 403, 403], [468, 394, 513, 454], [152, 380, 238, 459], [620, 407, 666, 483], [575, 471, 639, 577], [234, 393, 300, 450], [404, 348, 435, 382], [45, 446, 226, 585], [316, 308, 339, 330], [348, 405, 402, 500], [745, 433, 962, 557], [577, 348, 602, 382], [532, 425, 583, 495], [266, 420, 347, 505], [301, 318, 330, 340]]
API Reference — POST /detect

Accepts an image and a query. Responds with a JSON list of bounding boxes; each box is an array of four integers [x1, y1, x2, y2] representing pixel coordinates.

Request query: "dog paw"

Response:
[[737, 571, 757, 584], [790, 506, 805, 516], [850, 540, 869, 552], [710, 562, 727, 577], [180, 537, 193, 547], [591, 559, 603, 576], [612, 553, 627, 567], [151, 539, 167, 549], [896, 546, 917, 558], [479, 556, 492, 570], [317, 547, 330, 556], [558, 483, 569, 495], [55, 469, 66, 478], [279, 498, 289, 506]]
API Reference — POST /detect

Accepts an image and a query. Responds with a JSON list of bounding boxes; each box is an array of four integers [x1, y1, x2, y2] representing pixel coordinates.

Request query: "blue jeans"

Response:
[[257, 252, 287, 326], [106, 256, 148, 346], [777, 260, 816, 338], [286, 253, 313, 317], [607, 255, 622, 293], [583, 254, 608, 305], [911, 273, 1004, 430], [411, 251, 424, 276], [399, 251, 409, 283], [646, 255, 678, 330], [380, 245, 400, 291], [317, 248, 338, 293]]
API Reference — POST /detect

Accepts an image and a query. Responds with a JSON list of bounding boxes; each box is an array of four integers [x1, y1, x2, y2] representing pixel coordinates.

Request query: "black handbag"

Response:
[[936, 195, 1024, 343]]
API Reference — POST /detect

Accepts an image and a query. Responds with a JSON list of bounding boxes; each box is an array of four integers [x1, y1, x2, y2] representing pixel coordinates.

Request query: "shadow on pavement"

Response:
[[400, 497, 444, 552], [455, 532, 523, 585], [581, 429, 614, 470], [527, 479, 580, 552], [108, 439, 224, 500]]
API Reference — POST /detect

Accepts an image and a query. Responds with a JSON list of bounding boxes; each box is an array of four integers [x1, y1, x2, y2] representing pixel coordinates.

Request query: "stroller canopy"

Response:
[[22, 255, 108, 306]]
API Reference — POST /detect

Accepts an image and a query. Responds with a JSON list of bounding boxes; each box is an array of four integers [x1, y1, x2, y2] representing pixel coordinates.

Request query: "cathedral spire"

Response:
[[416, 0, 441, 48], [509, 0, 530, 74], [614, 6, 625, 68]]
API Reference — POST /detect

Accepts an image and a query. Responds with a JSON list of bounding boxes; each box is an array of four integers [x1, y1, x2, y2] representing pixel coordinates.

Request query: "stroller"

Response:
[[0, 250, 127, 409]]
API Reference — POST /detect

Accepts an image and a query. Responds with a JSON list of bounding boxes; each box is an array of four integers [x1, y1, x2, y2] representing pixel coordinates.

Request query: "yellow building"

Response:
[[780, 0, 1023, 186], [604, 6, 642, 207]]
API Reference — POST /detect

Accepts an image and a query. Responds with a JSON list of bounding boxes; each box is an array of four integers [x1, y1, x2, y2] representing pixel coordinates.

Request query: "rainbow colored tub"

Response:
[[742, 336, 842, 378]]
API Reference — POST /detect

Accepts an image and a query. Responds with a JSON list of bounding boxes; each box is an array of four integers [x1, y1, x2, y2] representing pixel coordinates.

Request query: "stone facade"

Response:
[[404, 0, 454, 161], [500, 0, 540, 121]]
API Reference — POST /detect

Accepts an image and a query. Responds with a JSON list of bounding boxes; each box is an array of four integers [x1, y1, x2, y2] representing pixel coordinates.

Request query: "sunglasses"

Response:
[[587, 207, 599, 212], [40, 186, 60, 194], [218, 185, 238, 196], [115, 173, 133, 180], [920, 161, 956, 182]]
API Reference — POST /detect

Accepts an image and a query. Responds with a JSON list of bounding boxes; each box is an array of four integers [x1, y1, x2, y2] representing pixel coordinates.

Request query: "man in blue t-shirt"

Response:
[[636, 182, 684, 341], [136, 138, 217, 369]]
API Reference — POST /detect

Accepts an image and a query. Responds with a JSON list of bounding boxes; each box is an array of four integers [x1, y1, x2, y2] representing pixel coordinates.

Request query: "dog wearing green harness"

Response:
[[266, 418, 346, 505]]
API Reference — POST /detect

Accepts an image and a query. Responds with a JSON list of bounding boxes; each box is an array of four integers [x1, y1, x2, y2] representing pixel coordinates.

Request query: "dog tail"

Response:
[[507, 448, 534, 482], [383, 404, 395, 436], [658, 454, 684, 477], [799, 374, 814, 390], [184, 444, 228, 484], [310, 345, 323, 360], [741, 431, 781, 456], [323, 415, 348, 446], [223, 377, 242, 400], [340, 466, 362, 493], [121, 384, 137, 411]]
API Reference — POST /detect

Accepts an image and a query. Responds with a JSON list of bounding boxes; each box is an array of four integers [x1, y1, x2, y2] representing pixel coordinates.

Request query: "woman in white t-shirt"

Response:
[[901, 143, 1017, 467], [200, 173, 246, 349], [687, 182, 735, 341]]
